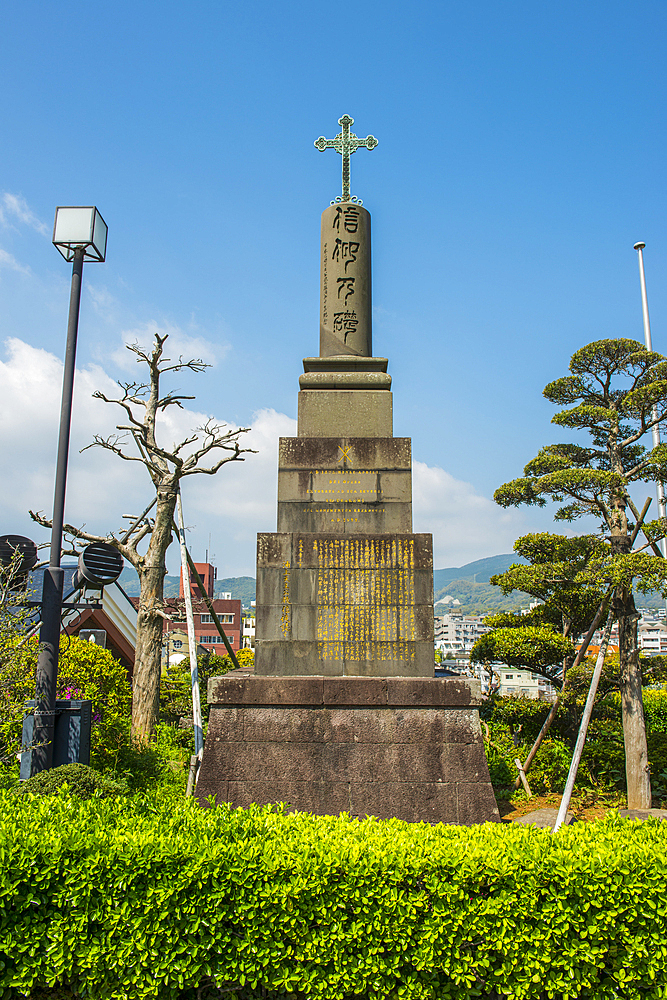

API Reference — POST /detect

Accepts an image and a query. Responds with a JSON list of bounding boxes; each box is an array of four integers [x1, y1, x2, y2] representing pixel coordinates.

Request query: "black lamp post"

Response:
[[31, 207, 108, 775]]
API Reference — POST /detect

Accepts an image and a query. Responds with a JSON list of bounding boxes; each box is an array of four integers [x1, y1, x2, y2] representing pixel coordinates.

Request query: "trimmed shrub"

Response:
[[0, 635, 131, 781], [1, 790, 666, 1000], [13, 763, 127, 800], [482, 690, 667, 795]]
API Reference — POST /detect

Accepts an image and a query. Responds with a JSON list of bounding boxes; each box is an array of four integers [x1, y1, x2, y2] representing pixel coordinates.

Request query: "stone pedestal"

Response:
[[197, 675, 500, 825]]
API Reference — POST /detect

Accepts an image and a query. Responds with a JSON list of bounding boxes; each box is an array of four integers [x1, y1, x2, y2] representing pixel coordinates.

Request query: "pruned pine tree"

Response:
[[470, 533, 610, 784], [494, 339, 667, 809], [31, 334, 253, 742], [473, 534, 608, 683]]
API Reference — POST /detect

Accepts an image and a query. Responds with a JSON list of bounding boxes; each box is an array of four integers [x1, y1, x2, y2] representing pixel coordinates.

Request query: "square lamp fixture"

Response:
[[52, 206, 108, 262]]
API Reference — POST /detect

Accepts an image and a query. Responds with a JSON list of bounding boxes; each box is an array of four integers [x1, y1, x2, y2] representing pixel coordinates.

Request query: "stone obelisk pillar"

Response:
[[197, 116, 500, 826], [320, 203, 372, 357]]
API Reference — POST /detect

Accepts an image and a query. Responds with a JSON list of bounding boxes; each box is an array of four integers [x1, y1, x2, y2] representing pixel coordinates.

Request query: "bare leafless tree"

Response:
[[31, 334, 253, 741]]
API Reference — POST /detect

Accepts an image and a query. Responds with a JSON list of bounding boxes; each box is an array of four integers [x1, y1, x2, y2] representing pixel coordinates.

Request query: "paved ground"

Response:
[[499, 791, 626, 824]]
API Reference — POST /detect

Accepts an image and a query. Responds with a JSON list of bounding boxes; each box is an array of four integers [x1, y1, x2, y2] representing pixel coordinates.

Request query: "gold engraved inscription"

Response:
[[280, 561, 291, 638], [313, 538, 416, 661], [311, 470, 377, 502]]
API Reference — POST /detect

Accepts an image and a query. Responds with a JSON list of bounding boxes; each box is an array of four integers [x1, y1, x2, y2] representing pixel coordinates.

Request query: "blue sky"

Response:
[[1, 1, 666, 576]]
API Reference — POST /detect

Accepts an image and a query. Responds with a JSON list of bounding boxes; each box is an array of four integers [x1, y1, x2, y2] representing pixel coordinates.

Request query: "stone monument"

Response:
[[197, 116, 499, 824]]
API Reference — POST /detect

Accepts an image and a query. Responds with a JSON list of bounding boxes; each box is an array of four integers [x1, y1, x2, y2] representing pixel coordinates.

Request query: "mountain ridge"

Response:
[[119, 554, 529, 614]]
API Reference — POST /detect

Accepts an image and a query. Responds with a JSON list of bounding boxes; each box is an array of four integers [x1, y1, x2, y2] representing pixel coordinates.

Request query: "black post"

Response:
[[32, 248, 84, 775]]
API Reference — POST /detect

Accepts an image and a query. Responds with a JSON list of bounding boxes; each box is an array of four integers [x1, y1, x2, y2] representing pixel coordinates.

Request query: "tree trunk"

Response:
[[132, 564, 167, 741], [617, 590, 652, 809], [131, 485, 178, 741]]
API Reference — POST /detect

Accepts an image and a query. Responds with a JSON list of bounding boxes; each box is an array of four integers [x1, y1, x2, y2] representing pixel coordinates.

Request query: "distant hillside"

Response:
[[119, 569, 256, 607], [434, 553, 530, 616], [118, 556, 529, 615], [119, 553, 667, 619], [215, 577, 256, 607], [433, 554, 526, 592]]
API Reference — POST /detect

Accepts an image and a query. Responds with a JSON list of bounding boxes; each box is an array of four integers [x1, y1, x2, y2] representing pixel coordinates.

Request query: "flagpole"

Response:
[[634, 241, 667, 558]]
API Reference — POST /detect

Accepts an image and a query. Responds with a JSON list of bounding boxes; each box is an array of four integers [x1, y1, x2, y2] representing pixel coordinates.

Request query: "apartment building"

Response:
[[242, 616, 256, 649], [497, 668, 557, 700], [586, 611, 667, 657], [434, 611, 490, 655], [148, 561, 243, 655]]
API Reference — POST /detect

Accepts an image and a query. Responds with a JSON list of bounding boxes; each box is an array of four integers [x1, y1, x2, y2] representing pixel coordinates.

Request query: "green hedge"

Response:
[[482, 690, 667, 797], [1, 791, 667, 999]]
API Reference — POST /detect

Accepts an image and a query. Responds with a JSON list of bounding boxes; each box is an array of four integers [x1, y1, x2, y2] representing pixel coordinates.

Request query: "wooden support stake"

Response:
[[171, 518, 241, 672], [515, 758, 532, 799]]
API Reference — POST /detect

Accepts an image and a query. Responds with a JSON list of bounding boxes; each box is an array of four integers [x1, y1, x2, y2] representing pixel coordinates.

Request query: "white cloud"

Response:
[[0, 249, 30, 275], [0, 336, 529, 578], [0, 338, 287, 576], [110, 320, 225, 372], [0, 193, 48, 235], [0, 338, 146, 545], [412, 460, 526, 568]]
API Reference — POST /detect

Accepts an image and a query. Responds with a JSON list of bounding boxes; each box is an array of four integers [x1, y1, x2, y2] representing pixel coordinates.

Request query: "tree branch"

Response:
[[29, 510, 141, 567], [626, 496, 663, 558]]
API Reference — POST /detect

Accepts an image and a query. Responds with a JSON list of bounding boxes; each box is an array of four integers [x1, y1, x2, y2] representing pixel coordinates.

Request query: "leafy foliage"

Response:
[[494, 339, 667, 561], [2, 789, 667, 999], [0, 633, 195, 793], [12, 763, 127, 799], [0, 635, 131, 775], [161, 648, 253, 723], [470, 625, 574, 687], [491, 533, 608, 635], [491, 339, 667, 805], [482, 689, 667, 800], [470, 533, 611, 688]]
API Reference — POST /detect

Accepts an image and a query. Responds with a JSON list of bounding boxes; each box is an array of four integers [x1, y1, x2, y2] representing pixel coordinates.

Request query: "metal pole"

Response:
[[634, 242, 667, 559], [553, 612, 614, 833], [176, 491, 204, 759], [171, 519, 241, 671], [32, 248, 84, 774]]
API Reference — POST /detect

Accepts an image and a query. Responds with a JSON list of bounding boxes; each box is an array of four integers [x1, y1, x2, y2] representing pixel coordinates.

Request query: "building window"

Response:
[[200, 636, 224, 644], [173, 640, 183, 649], [504, 674, 514, 680], [200, 614, 213, 624], [220, 614, 234, 623]]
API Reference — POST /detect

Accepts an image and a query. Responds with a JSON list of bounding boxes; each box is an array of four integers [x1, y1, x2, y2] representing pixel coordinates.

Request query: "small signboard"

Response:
[[80, 629, 107, 647]]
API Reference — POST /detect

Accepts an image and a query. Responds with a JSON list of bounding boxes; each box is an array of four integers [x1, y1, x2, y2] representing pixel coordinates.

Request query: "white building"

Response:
[[497, 668, 556, 700], [638, 619, 667, 655], [242, 616, 256, 649], [434, 612, 489, 656]]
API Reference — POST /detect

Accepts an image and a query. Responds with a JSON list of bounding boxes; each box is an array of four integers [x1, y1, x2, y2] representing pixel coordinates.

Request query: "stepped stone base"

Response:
[[197, 674, 500, 825]]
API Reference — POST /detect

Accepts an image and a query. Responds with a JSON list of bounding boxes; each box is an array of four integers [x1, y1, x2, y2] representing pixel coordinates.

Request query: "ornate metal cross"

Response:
[[314, 115, 378, 204]]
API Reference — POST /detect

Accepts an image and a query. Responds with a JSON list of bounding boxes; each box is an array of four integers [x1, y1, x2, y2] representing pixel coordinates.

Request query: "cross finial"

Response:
[[314, 115, 378, 205]]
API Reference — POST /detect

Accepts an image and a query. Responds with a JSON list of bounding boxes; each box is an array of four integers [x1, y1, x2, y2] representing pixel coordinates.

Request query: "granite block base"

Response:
[[197, 675, 500, 825]]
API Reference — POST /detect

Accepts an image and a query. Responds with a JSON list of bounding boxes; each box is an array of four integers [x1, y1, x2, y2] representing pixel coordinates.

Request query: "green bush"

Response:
[[0, 633, 194, 793], [483, 691, 667, 795], [528, 738, 589, 795], [0, 635, 132, 781], [1, 790, 666, 1000], [12, 763, 127, 800], [160, 650, 241, 724], [98, 721, 192, 793]]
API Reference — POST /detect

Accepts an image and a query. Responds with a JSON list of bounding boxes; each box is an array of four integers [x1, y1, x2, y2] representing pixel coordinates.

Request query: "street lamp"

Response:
[[31, 207, 108, 776]]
